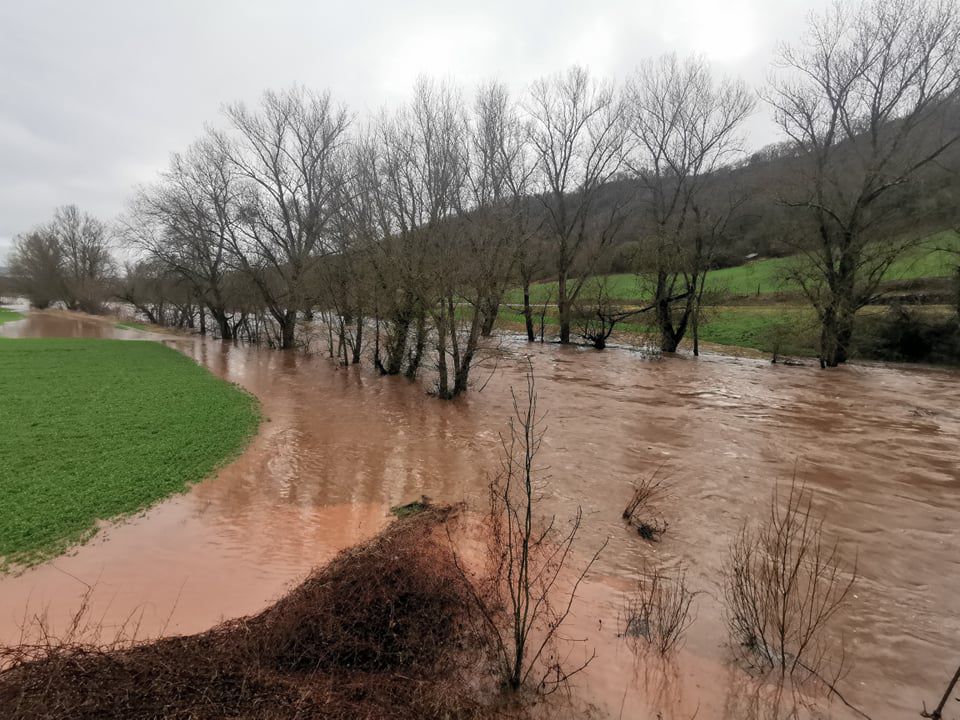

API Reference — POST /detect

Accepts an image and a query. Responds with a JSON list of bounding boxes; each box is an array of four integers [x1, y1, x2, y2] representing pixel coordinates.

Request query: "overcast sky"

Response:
[[0, 0, 828, 264]]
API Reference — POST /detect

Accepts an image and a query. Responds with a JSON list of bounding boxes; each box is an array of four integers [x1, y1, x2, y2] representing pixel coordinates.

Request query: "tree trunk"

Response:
[[280, 309, 297, 350], [954, 265, 959, 322], [383, 315, 410, 375], [819, 303, 854, 367], [351, 316, 363, 365], [436, 307, 450, 399], [692, 318, 699, 356], [406, 312, 426, 379], [210, 309, 232, 341], [819, 307, 840, 367], [660, 328, 680, 353], [558, 273, 570, 344], [523, 282, 535, 342], [480, 295, 499, 338], [657, 292, 680, 352]]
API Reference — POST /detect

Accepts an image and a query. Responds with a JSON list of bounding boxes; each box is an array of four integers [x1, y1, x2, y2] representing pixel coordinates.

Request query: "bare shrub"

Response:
[[622, 563, 698, 655], [722, 476, 857, 682], [462, 362, 606, 694], [623, 467, 670, 541]]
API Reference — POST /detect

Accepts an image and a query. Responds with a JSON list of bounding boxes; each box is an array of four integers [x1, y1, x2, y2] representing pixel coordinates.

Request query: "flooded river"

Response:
[[1, 310, 958, 719]]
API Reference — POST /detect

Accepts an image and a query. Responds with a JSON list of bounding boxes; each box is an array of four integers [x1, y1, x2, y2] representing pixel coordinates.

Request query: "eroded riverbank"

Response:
[[1, 310, 958, 718]]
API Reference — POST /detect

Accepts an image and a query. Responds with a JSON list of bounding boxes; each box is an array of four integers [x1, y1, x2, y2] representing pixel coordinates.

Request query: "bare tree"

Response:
[[461, 363, 606, 691], [221, 87, 351, 349], [52, 206, 114, 314], [116, 259, 170, 325], [8, 230, 64, 309], [626, 54, 754, 352], [431, 82, 527, 398], [573, 275, 659, 350], [526, 67, 630, 344], [361, 80, 460, 378], [8, 206, 113, 313], [125, 136, 244, 339], [723, 476, 857, 684], [766, 0, 960, 366]]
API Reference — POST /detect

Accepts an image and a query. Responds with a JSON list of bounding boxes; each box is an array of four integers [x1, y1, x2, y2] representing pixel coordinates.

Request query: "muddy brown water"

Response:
[[1, 310, 958, 719]]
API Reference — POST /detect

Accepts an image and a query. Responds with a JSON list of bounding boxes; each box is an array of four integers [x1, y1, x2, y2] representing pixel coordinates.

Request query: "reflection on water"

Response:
[[1, 310, 958, 719]]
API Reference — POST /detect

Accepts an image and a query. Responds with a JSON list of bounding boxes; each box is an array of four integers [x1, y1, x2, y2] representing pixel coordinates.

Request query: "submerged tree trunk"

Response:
[[382, 315, 410, 375], [406, 312, 427, 380], [692, 310, 699, 357], [558, 273, 570, 344], [480, 294, 500, 338], [280, 309, 297, 350], [214, 310, 233, 341], [523, 281, 535, 342], [435, 305, 450, 399], [351, 316, 364, 365]]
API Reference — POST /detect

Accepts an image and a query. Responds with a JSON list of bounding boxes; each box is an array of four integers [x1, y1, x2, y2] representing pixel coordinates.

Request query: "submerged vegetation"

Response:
[[0, 338, 259, 568]]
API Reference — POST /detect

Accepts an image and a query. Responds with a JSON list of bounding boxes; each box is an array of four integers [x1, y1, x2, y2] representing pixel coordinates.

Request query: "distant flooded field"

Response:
[[1, 310, 958, 719]]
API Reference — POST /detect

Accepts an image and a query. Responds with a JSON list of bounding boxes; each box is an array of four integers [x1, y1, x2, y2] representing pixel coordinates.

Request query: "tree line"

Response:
[[8, 0, 960, 386]]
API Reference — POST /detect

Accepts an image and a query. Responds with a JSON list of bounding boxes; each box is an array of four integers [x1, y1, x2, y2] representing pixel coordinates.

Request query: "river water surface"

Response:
[[1, 310, 958, 719]]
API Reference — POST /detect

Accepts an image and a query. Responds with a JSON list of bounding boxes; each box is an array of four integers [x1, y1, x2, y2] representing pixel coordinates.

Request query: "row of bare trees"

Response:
[[117, 56, 754, 382], [7, 0, 958, 372]]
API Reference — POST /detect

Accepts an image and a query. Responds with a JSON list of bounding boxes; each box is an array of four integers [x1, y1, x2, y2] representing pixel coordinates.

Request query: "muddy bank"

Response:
[[1, 311, 959, 718]]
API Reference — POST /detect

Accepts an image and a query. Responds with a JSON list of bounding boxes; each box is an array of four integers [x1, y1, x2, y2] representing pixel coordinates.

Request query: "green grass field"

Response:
[[116, 320, 150, 331], [506, 230, 960, 304], [499, 302, 921, 357], [0, 309, 23, 325], [0, 339, 260, 569]]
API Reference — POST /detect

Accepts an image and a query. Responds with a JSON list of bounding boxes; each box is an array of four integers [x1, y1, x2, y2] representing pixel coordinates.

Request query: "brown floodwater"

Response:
[[1, 309, 958, 719]]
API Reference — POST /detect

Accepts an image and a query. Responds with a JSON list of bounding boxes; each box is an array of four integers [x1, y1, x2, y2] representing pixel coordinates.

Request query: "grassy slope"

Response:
[[0, 339, 260, 568], [116, 320, 150, 331], [506, 230, 960, 304], [500, 304, 819, 354], [0, 309, 23, 325], [500, 303, 935, 357]]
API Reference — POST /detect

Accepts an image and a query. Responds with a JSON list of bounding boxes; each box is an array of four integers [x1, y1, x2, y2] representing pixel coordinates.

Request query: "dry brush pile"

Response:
[[0, 505, 505, 720]]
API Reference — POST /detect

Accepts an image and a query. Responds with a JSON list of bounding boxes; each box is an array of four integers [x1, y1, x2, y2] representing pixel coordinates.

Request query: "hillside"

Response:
[[508, 230, 959, 305]]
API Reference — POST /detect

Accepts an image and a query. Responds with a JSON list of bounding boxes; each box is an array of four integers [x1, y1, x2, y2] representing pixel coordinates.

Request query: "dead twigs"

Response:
[[621, 563, 698, 655], [622, 466, 671, 541]]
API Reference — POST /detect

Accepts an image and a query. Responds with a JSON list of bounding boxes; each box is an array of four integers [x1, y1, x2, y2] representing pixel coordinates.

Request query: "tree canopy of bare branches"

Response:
[[222, 87, 352, 349], [9, 205, 113, 313], [527, 67, 631, 345], [767, 0, 960, 366], [627, 54, 755, 352], [466, 364, 606, 691]]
